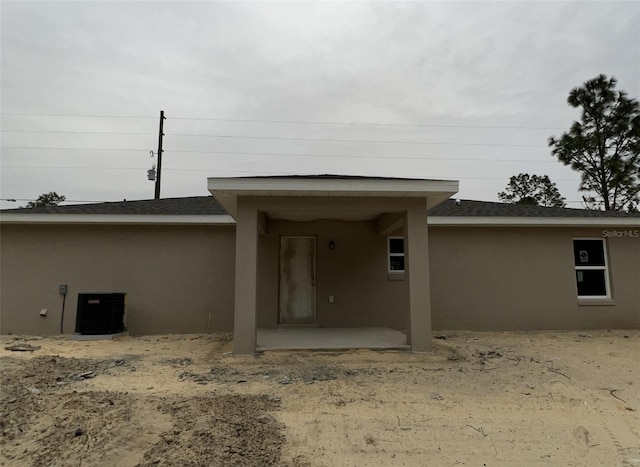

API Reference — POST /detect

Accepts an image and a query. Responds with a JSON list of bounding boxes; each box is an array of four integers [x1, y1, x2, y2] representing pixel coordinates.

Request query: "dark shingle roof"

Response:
[[2, 196, 639, 218], [428, 199, 640, 218], [1, 196, 226, 215]]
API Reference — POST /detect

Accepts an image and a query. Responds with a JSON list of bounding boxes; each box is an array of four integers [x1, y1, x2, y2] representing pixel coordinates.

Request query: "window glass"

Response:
[[573, 240, 605, 266], [390, 256, 405, 271], [573, 239, 609, 298], [576, 270, 607, 296], [389, 238, 404, 254]]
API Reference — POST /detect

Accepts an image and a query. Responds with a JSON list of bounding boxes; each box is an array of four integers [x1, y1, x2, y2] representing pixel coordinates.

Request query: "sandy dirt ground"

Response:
[[1, 330, 639, 466]]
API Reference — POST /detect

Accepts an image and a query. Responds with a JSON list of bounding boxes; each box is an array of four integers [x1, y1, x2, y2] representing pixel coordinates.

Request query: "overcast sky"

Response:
[[1, 1, 639, 209]]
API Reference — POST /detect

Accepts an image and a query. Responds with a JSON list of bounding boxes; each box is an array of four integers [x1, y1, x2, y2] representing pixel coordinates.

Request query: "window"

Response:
[[388, 237, 405, 273], [573, 239, 610, 298]]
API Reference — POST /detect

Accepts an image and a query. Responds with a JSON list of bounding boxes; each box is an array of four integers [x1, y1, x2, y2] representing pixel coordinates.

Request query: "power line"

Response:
[[1, 112, 566, 130], [2, 146, 148, 152], [167, 148, 558, 164], [0, 113, 155, 119], [0, 165, 580, 182], [3, 165, 148, 170], [2, 129, 547, 147], [0, 146, 559, 163], [2, 128, 548, 147], [167, 116, 564, 130], [1, 198, 109, 203], [168, 133, 547, 148], [1, 130, 155, 136], [173, 170, 578, 182]]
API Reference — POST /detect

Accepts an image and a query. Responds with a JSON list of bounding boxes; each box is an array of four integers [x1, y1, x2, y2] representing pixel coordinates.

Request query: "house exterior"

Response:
[[1, 175, 639, 354]]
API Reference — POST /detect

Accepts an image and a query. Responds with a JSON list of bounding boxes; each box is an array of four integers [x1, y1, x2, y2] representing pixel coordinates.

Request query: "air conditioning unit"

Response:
[[75, 293, 127, 335]]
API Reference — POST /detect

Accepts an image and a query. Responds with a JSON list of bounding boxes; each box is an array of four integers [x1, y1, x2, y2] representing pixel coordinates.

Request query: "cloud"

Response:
[[1, 1, 638, 208]]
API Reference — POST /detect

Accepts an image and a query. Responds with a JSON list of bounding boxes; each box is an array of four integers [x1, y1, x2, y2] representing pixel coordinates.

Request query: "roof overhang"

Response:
[[2, 213, 637, 227], [0, 214, 236, 225], [427, 216, 640, 227], [207, 176, 460, 218]]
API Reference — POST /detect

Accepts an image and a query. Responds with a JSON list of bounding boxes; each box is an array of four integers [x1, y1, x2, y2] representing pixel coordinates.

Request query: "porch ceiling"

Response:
[[208, 175, 459, 219], [265, 210, 379, 222]]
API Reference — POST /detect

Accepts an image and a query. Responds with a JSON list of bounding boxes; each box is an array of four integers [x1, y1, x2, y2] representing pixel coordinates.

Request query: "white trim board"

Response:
[[207, 177, 459, 195], [426, 216, 640, 227], [1, 213, 638, 227], [0, 214, 236, 225]]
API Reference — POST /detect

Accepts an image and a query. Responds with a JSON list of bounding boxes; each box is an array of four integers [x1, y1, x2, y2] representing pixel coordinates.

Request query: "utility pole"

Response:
[[154, 110, 165, 199]]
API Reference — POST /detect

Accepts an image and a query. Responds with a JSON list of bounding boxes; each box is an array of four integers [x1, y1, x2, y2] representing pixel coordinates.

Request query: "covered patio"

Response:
[[208, 175, 459, 355]]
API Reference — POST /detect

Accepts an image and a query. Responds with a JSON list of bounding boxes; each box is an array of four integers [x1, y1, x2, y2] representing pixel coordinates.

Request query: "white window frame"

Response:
[[388, 236, 405, 273], [573, 238, 611, 299]]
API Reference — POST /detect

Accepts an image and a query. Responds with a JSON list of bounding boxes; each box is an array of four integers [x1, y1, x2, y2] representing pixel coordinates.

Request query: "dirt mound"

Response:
[[0, 354, 287, 466], [0, 356, 134, 442], [1, 355, 134, 391], [179, 363, 339, 385], [18, 391, 140, 467], [138, 394, 284, 467]]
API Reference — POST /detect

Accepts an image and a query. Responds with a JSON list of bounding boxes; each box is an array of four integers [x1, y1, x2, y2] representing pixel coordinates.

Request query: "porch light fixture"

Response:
[[329, 240, 335, 250]]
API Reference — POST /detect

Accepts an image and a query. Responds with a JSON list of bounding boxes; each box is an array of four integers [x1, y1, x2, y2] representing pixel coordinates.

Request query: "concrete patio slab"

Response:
[[69, 332, 128, 341], [256, 327, 409, 351]]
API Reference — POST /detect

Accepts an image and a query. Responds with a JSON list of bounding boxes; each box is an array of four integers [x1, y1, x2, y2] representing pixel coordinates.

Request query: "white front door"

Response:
[[279, 236, 316, 324]]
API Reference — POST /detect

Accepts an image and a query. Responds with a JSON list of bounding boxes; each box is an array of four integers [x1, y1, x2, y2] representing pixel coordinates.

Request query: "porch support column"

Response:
[[404, 198, 432, 352], [233, 198, 259, 354]]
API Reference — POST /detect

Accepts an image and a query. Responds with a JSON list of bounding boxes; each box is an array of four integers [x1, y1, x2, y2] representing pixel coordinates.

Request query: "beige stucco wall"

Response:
[[429, 227, 640, 330], [1, 221, 638, 336], [0, 224, 236, 335], [256, 219, 409, 330]]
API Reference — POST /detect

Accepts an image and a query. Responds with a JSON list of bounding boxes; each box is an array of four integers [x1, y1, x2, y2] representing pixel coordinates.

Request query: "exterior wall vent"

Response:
[[75, 293, 127, 335]]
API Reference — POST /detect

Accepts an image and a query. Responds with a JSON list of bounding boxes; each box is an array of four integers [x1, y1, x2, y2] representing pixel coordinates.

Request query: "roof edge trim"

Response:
[[3, 213, 639, 227], [427, 216, 640, 227], [0, 214, 236, 225]]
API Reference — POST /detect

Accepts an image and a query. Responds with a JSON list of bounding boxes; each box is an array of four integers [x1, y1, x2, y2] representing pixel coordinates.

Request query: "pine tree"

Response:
[[549, 75, 640, 211]]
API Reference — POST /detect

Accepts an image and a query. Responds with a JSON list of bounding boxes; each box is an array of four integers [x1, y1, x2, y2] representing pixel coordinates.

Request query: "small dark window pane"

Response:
[[573, 240, 605, 266], [390, 256, 405, 271], [389, 238, 404, 254], [576, 269, 607, 296]]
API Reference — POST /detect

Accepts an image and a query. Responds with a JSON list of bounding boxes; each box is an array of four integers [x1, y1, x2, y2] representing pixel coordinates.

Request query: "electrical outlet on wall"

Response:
[[329, 295, 334, 304], [40, 309, 48, 317]]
